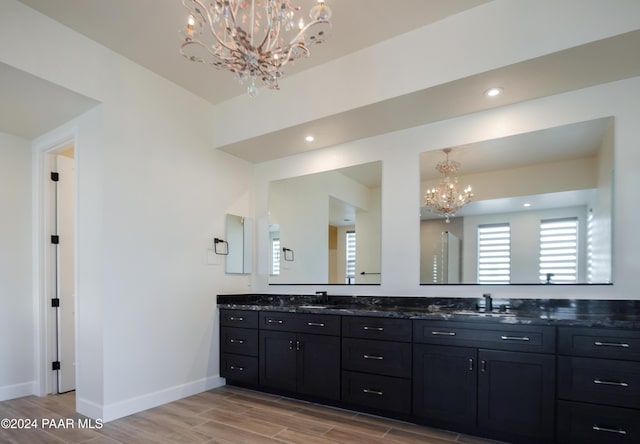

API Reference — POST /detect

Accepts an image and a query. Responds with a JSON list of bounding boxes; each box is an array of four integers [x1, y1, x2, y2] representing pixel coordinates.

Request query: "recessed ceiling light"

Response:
[[485, 87, 503, 97], [523, 203, 531, 207], [305, 135, 314, 142]]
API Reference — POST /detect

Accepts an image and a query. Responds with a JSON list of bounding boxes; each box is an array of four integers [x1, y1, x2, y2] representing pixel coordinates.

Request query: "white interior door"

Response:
[[56, 155, 75, 393]]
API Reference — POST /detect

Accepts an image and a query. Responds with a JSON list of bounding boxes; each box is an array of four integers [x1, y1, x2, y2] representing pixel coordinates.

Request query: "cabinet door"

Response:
[[297, 333, 340, 400], [478, 349, 555, 441], [413, 344, 477, 427], [259, 330, 296, 392]]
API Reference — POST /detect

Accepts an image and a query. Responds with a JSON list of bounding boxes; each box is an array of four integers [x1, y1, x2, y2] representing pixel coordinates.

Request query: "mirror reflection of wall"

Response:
[[268, 161, 382, 285], [225, 214, 253, 274], [420, 117, 614, 285]]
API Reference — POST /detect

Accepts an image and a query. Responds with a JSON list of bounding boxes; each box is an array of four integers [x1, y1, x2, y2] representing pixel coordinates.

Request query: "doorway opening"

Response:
[[42, 143, 76, 395]]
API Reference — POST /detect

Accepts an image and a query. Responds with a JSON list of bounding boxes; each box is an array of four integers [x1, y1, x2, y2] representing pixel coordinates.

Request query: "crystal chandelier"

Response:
[[180, 0, 332, 97], [424, 148, 474, 223]]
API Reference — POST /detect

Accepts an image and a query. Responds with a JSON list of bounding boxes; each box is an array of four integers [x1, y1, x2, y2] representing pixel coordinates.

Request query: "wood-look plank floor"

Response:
[[0, 386, 506, 444]]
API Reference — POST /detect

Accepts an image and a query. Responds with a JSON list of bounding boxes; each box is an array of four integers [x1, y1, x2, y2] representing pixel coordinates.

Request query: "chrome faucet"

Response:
[[482, 293, 493, 311], [315, 291, 328, 305]]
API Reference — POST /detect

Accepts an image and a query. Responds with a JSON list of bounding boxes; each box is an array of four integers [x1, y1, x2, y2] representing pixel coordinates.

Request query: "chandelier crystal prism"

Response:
[[424, 148, 474, 223], [180, 0, 332, 97]]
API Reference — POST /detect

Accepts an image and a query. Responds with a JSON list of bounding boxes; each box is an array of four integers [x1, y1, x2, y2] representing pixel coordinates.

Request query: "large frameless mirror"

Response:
[[268, 161, 382, 285], [420, 117, 614, 285]]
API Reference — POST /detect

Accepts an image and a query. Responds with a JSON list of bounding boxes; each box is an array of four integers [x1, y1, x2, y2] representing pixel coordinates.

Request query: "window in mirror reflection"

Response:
[[477, 223, 511, 284], [420, 117, 613, 285], [539, 217, 579, 283]]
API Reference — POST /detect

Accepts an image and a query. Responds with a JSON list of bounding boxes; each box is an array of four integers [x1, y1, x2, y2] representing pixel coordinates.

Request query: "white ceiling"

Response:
[[17, 0, 490, 105], [6, 1, 640, 164], [0, 62, 98, 139]]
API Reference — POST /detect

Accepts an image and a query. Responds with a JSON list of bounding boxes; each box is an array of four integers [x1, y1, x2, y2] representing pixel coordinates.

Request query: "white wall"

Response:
[[590, 122, 615, 282], [1, 0, 254, 420], [0, 131, 34, 401], [254, 76, 640, 300]]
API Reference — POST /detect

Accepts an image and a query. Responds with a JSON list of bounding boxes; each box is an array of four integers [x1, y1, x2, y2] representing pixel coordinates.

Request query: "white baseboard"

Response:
[[98, 374, 225, 422], [0, 381, 37, 401]]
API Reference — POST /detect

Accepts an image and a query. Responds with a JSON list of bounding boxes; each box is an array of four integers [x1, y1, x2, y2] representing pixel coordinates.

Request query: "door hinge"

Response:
[[51, 172, 59, 182], [52, 361, 61, 371], [51, 235, 59, 244], [51, 298, 60, 308]]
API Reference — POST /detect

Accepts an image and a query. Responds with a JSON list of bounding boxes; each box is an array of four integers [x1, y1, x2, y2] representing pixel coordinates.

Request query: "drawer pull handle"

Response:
[[267, 319, 284, 324], [229, 316, 244, 321], [289, 340, 294, 350], [592, 425, 627, 435], [307, 322, 325, 327], [500, 335, 530, 341], [362, 389, 383, 396], [594, 341, 630, 348], [593, 379, 629, 387], [229, 339, 245, 344], [229, 365, 244, 371], [363, 326, 384, 331], [363, 354, 384, 360], [432, 331, 456, 336], [468, 358, 474, 371]]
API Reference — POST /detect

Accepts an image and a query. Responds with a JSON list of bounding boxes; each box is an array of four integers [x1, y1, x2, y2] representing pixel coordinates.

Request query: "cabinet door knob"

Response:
[[468, 358, 474, 371], [296, 340, 301, 351], [289, 340, 294, 350], [363, 354, 384, 360], [592, 425, 627, 435], [593, 379, 629, 387], [363, 326, 384, 331], [594, 341, 630, 348], [362, 389, 383, 396], [480, 360, 486, 372]]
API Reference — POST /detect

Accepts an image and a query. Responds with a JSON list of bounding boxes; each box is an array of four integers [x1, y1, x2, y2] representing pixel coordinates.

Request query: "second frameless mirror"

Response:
[[268, 161, 382, 285]]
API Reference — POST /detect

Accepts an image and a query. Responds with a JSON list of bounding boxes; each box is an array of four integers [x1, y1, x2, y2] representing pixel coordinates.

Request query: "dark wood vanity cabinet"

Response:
[[219, 305, 640, 444], [557, 326, 640, 443], [413, 320, 556, 443], [341, 316, 412, 414], [220, 309, 259, 384], [258, 312, 340, 401]]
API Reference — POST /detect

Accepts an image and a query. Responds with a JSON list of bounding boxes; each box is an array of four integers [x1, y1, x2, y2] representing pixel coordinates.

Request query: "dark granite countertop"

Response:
[[217, 294, 640, 329]]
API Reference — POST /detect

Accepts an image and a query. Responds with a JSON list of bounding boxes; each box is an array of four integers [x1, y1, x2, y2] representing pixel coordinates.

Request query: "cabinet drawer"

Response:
[[220, 309, 259, 328], [342, 338, 411, 378], [259, 311, 340, 335], [221, 327, 258, 356], [342, 371, 411, 414], [559, 327, 640, 361], [413, 320, 555, 353], [558, 400, 640, 444], [221, 353, 258, 384], [558, 356, 640, 408], [342, 316, 412, 342]]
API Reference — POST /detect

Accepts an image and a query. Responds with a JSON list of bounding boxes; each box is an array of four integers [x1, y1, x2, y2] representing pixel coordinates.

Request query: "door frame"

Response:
[[33, 126, 78, 397]]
